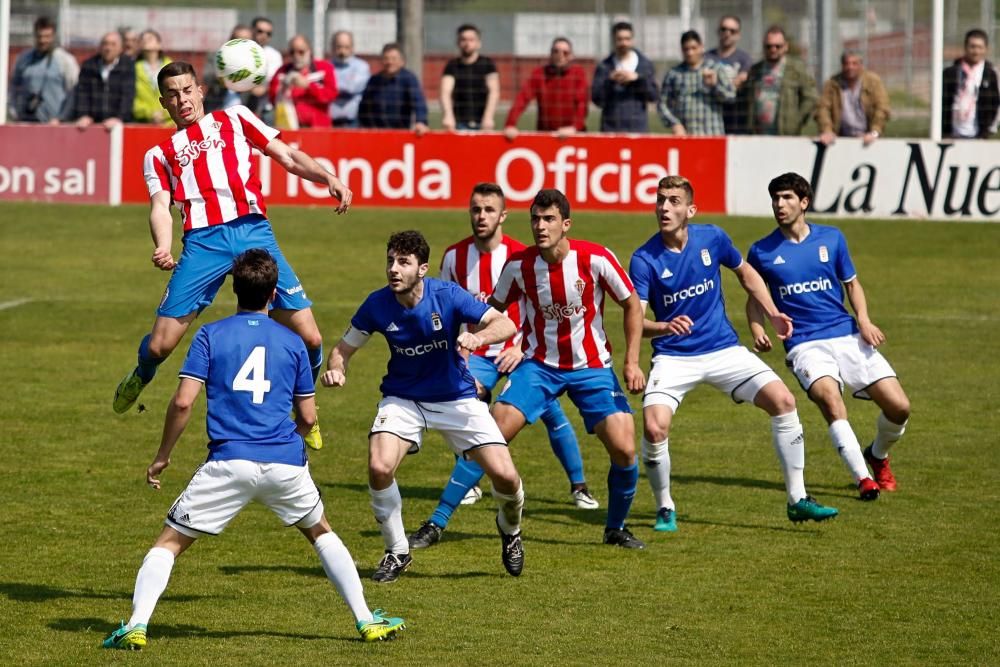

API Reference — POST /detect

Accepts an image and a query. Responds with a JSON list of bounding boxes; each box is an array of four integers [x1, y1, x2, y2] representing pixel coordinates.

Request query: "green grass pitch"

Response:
[[1, 201, 998, 665]]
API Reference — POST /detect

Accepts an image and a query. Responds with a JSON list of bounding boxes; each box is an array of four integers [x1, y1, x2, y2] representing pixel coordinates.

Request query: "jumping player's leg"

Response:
[[807, 376, 873, 487], [114, 314, 198, 415], [271, 307, 324, 381]]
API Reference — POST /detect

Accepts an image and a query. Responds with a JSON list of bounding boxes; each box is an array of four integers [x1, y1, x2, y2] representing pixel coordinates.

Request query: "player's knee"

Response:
[[643, 422, 669, 443], [367, 461, 396, 487], [762, 385, 797, 415], [885, 399, 910, 425], [147, 336, 177, 359]]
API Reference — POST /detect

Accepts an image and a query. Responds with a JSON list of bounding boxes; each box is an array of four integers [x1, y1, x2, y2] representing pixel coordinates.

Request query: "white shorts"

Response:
[[165, 460, 323, 538], [643, 346, 780, 412], [786, 333, 896, 399], [370, 396, 507, 457]]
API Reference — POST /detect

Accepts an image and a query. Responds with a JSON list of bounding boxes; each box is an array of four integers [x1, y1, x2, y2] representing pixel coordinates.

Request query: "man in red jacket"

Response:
[[504, 37, 588, 140], [269, 34, 338, 128]]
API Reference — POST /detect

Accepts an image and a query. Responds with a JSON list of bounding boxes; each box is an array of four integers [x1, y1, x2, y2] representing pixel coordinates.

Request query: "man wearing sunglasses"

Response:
[[706, 15, 752, 133], [504, 36, 589, 140], [269, 34, 338, 128], [248, 16, 284, 122], [745, 25, 817, 136]]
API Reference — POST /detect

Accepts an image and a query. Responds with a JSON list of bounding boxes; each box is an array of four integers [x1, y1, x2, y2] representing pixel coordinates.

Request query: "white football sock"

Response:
[[641, 437, 674, 510], [128, 547, 175, 628], [871, 413, 907, 459], [314, 532, 371, 623], [369, 481, 408, 555], [828, 419, 870, 482], [771, 411, 807, 504], [492, 479, 524, 535]]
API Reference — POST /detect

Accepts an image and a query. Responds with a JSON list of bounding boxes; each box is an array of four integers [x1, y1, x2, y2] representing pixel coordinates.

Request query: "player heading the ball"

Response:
[[102, 249, 403, 651], [628, 175, 839, 531], [112, 61, 353, 452], [321, 231, 526, 582]]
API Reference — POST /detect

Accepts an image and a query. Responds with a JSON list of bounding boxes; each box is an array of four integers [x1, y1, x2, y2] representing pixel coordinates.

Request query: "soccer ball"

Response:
[[215, 39, 267, 92]]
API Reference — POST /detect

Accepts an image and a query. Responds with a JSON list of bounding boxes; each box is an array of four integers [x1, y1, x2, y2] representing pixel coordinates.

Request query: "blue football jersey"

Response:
[[629, 224, 743, 356], [351, 278, 490, 402], [179, 312, 314, 466], [747, 223, 859, 351]]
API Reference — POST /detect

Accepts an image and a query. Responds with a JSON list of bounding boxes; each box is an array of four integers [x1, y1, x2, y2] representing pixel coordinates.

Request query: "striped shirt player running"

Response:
[[112, 61, 353, 452], [628, 175, 837, 532], [101, 250, 403, 651], [747, 172, 910, 498], [490, 188, 648, 549], [407, 183, 595, 552]]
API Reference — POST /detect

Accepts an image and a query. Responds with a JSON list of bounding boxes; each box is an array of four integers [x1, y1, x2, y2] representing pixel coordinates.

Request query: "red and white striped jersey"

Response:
[[493, 239, 634, 370], [439, 234, 524, 358], [143, 105, 279, 231]]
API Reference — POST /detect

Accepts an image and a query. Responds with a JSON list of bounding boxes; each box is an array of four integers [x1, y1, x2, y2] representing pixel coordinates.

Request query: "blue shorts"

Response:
[[157, 215, 311, 318], [468, 354, 503, 390], [496, 359, 632, 433]]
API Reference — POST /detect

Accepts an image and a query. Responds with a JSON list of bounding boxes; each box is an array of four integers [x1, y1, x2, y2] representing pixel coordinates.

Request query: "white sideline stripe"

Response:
[[0, 298, 32, 311]]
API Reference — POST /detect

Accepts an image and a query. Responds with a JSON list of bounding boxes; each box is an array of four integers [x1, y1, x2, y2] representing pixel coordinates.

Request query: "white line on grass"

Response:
[[0, 298, 32, 311]]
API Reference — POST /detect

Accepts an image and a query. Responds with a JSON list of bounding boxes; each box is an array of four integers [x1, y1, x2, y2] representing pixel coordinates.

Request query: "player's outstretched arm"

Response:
[[733, 262, 793, 341], [263, 139, 353, 214], [745, 295, 773, 352], [618, 292, 647, 394], [148, 378, 202, 489], [458, 308, 516, 353], [843, 278, 886, 347], [149, 191, 176, 271], [292, 395, 317, 437], [321, 339, 359, 388]]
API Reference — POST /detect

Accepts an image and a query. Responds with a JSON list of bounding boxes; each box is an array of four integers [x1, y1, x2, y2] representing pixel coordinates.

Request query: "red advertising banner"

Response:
[[0, 124, 114, 204], [121, 127, 727, 213]]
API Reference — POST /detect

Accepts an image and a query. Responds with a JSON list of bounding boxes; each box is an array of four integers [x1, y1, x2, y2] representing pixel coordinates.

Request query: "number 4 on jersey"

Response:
[[233, 346, 271, 404]]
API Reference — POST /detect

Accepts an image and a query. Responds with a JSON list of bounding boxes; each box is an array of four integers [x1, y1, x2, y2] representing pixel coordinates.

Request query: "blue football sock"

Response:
[[308, 344, 323, 383], [429, 456, 485, 529], [605, 461, 639, 530], [539, 400, 585, 486], [135, 334, 165, 383]]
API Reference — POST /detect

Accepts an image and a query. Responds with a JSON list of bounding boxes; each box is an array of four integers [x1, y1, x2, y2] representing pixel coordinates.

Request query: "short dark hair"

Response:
[[768, 172, 813, 203], [34, 16, 56, 33], [471, 182, 505, 209], [681, 30, 702, 46], [382, 42, 403, 57], [457, 24, 480, 37], [157, 61, 198, 94], [719, 15, 742, 30], [251, 16, 273, 29], [612, 21, 634, 36], [765, 25, 788, 41], [232, 249, 278, 310], [657, 175, 694, 204], [966, 28, 989, 46], [531, 189, 570, 220], [387, 230, 430, 265], [552, 36, 573, 51]]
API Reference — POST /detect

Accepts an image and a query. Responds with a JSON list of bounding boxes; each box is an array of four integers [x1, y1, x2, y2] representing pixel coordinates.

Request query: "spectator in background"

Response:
[[133, 30, 173, 126], [329, 30, 370, 128], [120, 27, 140, 60], [744, 26, 817, 135], [943, 29, 1000, 139], [816, 49, 890, 145], [591, 21, 658, 132], [358, 43, 429, 135], [71, 31, 135, 129], [249, 16, 284, 121], [269, 35, 338, 129], [706, 15, 753, 133], [503, 36, 588, 141], [441, 24, 499, 131], [204, 25, 254, 112], [658, 30, 734, 136], [9, 16, 79, 123]]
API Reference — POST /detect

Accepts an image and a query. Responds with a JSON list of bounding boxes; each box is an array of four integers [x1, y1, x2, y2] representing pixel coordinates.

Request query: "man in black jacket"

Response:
[[942, 28, 1000, 139], [72, 31, 135, 128]]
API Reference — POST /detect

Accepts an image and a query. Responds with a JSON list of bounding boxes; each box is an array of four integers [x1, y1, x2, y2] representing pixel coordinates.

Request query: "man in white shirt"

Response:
[[942, 28, 1000, 139]]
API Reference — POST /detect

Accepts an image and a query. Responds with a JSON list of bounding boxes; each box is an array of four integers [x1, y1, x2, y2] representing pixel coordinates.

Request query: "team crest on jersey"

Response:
[[211, 121, 222, 131], [575, 279, 586, 293], [700, 249, 712, 266], [819, 245, 829, 262], [431, 312, 443, 330]]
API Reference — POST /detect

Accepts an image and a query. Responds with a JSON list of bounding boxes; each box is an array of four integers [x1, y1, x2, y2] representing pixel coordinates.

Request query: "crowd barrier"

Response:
[[2, 123, 997, 221]]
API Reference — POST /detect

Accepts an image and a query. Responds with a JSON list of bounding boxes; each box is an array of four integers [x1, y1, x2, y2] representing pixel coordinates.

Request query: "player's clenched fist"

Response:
[[321, 369, 346, 387], [457, 332, 483, 353]]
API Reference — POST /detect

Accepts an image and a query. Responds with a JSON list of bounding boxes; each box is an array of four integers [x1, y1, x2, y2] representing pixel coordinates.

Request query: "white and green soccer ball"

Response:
[[215, 39, 267, 92]]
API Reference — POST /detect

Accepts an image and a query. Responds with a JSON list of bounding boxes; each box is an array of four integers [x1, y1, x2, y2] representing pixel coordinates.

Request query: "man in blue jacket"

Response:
[[359, 43, 429, 135], [591, 21, 658, 132]]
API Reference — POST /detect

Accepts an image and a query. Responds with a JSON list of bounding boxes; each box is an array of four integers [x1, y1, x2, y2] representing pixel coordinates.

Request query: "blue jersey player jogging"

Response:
[[179, 312, 315, 466]]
